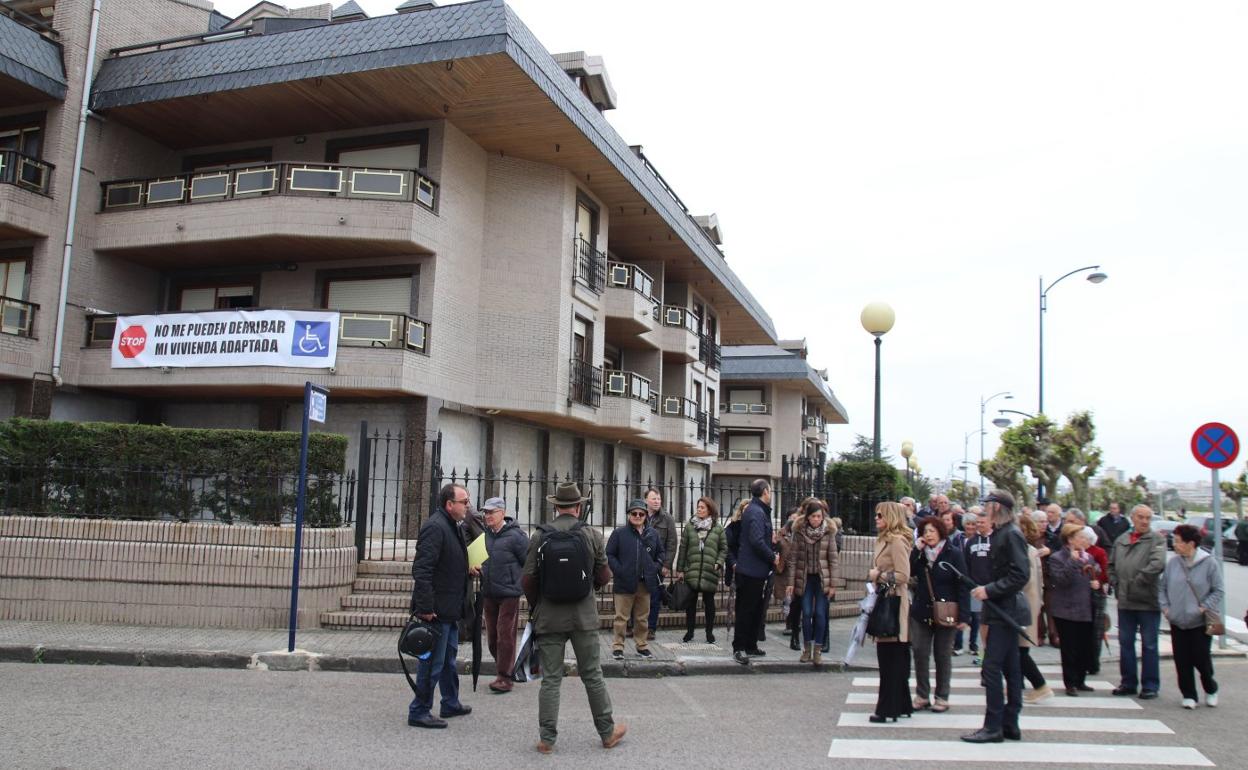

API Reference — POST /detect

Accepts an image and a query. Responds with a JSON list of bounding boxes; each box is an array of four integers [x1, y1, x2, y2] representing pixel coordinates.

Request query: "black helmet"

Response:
[[399, 617, 438, 660]]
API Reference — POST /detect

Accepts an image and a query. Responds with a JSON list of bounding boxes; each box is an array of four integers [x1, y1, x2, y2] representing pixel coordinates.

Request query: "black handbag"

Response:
[[665, 579, 695, 611], [867, 583, 901, 638]]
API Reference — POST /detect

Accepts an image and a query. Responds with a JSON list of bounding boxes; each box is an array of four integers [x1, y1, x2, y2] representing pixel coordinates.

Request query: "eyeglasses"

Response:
[[628, 511, 646, 517], [452, 498, 470, 506]]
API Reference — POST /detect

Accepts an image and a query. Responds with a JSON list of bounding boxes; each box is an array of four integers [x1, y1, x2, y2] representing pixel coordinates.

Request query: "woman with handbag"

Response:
[[867, 501, 913, 722], [908, 516, 969, 712], [786, 499, 838, 665], [675, 497, 727, 644], [1047, 524, 1100, 696], [1160, 524, 1224, 709]]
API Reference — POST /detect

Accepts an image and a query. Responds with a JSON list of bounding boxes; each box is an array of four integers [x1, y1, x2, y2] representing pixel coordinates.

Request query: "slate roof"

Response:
[[721, 345, 848, 421], [0, 12, 67, 100], [332, 1, 367, 18], [89, 0, 775, 341]]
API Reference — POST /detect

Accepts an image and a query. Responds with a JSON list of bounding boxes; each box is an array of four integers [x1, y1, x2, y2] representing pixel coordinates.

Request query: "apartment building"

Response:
[[0, 0, 784, 523], [712, 340, 848, 488]]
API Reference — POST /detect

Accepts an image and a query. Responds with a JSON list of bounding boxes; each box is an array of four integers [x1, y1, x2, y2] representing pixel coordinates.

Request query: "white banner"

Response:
[[110, 310, 340, 369]]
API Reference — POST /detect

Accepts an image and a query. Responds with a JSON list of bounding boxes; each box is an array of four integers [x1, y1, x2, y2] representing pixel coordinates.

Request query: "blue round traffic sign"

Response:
[[1191, 422, 1239, 470]]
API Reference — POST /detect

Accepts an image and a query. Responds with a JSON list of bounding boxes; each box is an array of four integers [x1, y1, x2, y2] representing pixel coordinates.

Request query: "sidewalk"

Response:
[[3, 614, 1242, 677]]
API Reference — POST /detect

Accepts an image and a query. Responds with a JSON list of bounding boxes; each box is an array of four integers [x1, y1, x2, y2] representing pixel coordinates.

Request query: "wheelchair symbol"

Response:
[[291, 321, 331, 357]]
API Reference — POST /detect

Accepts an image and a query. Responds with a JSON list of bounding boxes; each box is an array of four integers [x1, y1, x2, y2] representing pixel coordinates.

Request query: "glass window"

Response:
[[325, 276, 411, 314], [179, 285, 255, 311]]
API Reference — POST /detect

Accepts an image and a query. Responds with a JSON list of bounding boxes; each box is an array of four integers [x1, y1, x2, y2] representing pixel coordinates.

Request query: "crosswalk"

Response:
[[828, 665, 1215, 766]]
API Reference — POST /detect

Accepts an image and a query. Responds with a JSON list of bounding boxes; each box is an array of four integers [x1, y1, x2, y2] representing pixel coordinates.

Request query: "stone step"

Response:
[[356, 560, 413, 576]]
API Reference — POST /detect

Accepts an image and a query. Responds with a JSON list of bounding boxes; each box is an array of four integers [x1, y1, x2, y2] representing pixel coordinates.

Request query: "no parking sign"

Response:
[[1191, 421, 1238, 647]]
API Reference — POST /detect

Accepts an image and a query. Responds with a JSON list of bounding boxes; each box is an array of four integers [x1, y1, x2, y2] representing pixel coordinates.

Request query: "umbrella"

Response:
[[470, 588, 483, 691], [938, 561, 1036, 646], [843, 582, 878, 665]]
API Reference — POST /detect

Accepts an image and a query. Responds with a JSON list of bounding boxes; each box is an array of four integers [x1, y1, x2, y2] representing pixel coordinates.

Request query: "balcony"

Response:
[[572, 237, 606, 295], [0, 150, 57, 238], [650, 394, 700, 449], [802, 414, 827, 443], [599, 369, 654, 435], [708, 416, 720, 446], [94, 162, 440, 264], [719, 401, 772, 430], [77, 309, 431, 396], [698, 334, 721, 370], [714, 446, 774, 477], [658, 306, 699, 363], [568, 358, 602, 409], [604, 261, 659, 343]]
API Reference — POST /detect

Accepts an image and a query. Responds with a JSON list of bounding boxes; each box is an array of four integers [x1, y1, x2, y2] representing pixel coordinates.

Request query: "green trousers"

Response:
[[536, 628, 614, 745]]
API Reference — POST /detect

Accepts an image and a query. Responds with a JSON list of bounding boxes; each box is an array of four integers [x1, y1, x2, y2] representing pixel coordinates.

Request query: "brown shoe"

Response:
[[602, 723, 628, 749], [647, 630, 656, 641], [536, 741, 554, 754], [489, 678, 513, 693]]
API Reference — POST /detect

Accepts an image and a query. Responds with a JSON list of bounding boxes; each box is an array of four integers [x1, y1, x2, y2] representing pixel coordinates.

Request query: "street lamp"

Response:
[[900, 441, 914, 486], [993, 408, 1036, 429], [860, 301, 895, 461], [1039, 266, 1107, 416], [980, 391, 1012, 496], [964, 430, 985, 494]]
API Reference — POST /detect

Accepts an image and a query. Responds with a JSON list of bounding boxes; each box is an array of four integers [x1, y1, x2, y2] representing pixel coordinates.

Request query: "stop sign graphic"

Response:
[[118, 325, 147, 359]]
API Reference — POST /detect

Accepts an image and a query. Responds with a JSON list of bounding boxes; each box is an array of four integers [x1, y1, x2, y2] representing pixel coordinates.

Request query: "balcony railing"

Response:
[[607, 261, 659, 319], [661, 395, 698, 422], [804, 414, 825, 431], [696, 410, 708, 441], [721, 402, 770, 415], [86, 309, 430, 354], [708, 417, 720, 445], [699, 335, 721, 369], [569, 358, 603, 408], [602, 369, 652, 405], [661, 305, 700, 334], [0, 296, 37, 338], [0, 150, 54, 196], [100, 162, 438, 213], [718, 448, 770, 462], [573, 237, 607, 295]]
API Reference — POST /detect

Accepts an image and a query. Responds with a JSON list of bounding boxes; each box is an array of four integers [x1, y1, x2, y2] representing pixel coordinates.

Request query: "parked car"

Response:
[[1199, 521, 1245, 564], [1152, 518, 1181, 550]]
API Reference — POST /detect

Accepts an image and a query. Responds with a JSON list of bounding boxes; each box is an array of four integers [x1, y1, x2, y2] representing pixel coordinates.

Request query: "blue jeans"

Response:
[[649, 582, 665, 630], [1117, 609, 1161, 693], [800, 574, 829, 645], [408, 621, 461, 720]]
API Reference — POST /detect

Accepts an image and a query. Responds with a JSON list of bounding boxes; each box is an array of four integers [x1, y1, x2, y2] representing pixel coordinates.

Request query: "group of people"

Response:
[[404, 476, 1227, 751], [866, 491, 1225, 743]]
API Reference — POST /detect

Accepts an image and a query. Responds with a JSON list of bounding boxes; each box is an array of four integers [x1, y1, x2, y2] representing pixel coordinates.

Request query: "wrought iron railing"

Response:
[[721, 402, 771, 414], [661, 305, 700, 334], [699, 335, 721, 369], [99, 161, 438, 212], [602, 369, 652, 405], [607, 261, 659, 319], [708, 417, 721, 444], [573, 237, 607, 294], [85, 309, 430, 354], [661, 394, 698, 422], [696, 410, 708, 441], [568, 358, 602, 408], [0, 150, 53, 196]]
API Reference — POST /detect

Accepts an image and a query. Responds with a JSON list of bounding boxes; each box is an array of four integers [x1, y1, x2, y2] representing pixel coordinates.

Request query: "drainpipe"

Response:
[[50, 0, 104, 386]]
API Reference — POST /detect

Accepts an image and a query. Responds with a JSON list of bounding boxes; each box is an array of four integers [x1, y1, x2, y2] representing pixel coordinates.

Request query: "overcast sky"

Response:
[[213, 0, 1248, 486]]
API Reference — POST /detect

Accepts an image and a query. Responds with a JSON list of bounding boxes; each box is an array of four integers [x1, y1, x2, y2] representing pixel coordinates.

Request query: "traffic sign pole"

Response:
[[288, 381, 330, 653], [1191, 421, 1238, 651], [1212, 467, 1226, 649]]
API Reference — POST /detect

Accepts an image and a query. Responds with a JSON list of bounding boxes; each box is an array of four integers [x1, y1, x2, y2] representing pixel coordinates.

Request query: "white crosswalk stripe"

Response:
[[832, 659, 1215, 765]]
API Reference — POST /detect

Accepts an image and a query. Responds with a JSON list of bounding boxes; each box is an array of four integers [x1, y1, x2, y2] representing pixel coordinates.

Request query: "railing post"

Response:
[[354, 420, 370, 562]]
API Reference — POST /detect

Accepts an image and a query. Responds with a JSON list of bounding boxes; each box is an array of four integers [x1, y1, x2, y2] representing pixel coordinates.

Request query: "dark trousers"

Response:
[[483, 595, 519, 678], [958, 611, 980, 652], [1020, 646, 1046, 688], [733, 573, 767, 652], [1170, 624, 1218, 700], [685, 589, 716, 635], [982, 624, 1022, 733], [1054, 617, 1093, 689]]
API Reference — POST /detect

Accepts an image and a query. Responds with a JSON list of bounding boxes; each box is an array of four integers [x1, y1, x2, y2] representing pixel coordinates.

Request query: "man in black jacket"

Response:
[[407, 483, 474, 729], [962, 490, 1030, 744]]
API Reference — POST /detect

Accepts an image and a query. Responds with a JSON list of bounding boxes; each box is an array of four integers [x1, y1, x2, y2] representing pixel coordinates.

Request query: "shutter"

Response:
[[327, 277, 412, 314], [337, 144, 421, 169]]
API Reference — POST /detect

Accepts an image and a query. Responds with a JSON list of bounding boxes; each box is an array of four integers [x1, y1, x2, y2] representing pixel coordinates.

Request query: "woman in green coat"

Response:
[[676, 496, 727, 643]]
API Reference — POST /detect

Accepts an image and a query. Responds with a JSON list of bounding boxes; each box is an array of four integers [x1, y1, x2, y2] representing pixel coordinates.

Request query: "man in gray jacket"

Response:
[[1108, 504, 1167, 699]]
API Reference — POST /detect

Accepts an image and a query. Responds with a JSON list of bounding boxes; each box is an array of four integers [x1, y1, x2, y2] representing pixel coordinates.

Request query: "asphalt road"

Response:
[[3, 660, 1245, 769]]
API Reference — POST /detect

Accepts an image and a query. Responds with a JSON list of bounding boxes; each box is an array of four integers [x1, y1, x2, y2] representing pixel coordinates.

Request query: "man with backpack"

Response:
[[607, 499, 665, 659], [521, 482, 626, 754]]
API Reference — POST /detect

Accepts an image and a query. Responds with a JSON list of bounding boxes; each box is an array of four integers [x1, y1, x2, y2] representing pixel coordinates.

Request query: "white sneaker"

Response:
[[1181, 698, 1197, 710], [1205, 692, 1218, 708], [952, 647, 964, 656]]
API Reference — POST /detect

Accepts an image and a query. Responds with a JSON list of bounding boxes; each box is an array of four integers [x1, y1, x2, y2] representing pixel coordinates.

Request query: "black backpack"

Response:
[[536, 522, 594, 602]]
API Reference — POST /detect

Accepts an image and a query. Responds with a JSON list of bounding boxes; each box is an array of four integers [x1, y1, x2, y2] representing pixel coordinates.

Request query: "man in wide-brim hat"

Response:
[[522, 482, 626, 753]]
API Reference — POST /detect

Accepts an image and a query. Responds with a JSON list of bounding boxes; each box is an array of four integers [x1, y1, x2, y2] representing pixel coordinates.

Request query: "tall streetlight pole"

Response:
[[980, 391, 1012, 495], [861, 302, 895, 461], [1039, 266, 1107, 416], [964, 429, 985, 496]]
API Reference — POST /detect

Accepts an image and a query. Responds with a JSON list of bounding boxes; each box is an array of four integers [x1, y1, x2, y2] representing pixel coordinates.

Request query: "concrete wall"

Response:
[[0, 516, 355, 628]]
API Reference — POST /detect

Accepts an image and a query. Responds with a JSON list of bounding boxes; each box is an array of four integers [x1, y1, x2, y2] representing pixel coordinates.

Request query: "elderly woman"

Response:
[[1047, 523, 1101, 695], [1161, 524, 1224, 709], [908, 515, 969, 712], [786, 499, 838, 665], [868, 501, 913, 722]]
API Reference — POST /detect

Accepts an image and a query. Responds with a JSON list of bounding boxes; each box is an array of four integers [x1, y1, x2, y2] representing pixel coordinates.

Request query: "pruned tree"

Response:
[[981, 455, 1034, 507], [1220, 464, 1248, 518], [1054, 411, 1102, 512]]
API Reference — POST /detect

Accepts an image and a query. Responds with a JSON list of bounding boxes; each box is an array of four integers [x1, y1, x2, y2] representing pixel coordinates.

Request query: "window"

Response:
[[0, 122, 42, 157], [327, 130, 428, 170], [179, 285, 255, 311], [573, 316, 592, 363], [0, 258, 29, 335], [325, 276, 412, 314], [575, 198, 597, 247], [725, 432, 766, 461]]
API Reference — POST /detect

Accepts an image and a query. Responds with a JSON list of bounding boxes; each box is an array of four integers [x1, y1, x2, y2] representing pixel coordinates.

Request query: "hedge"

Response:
[[0, 420, 350, 526]]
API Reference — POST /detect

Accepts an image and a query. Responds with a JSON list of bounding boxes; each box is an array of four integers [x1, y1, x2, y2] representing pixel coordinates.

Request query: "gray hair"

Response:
[[989, 502, 1017, 528], [961, 512, 978, 526], [900, 496, 916, 507], [968, 505, 983, 515], [1066, 507, 1087, 523], [1081, 526, 1097, 544]]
